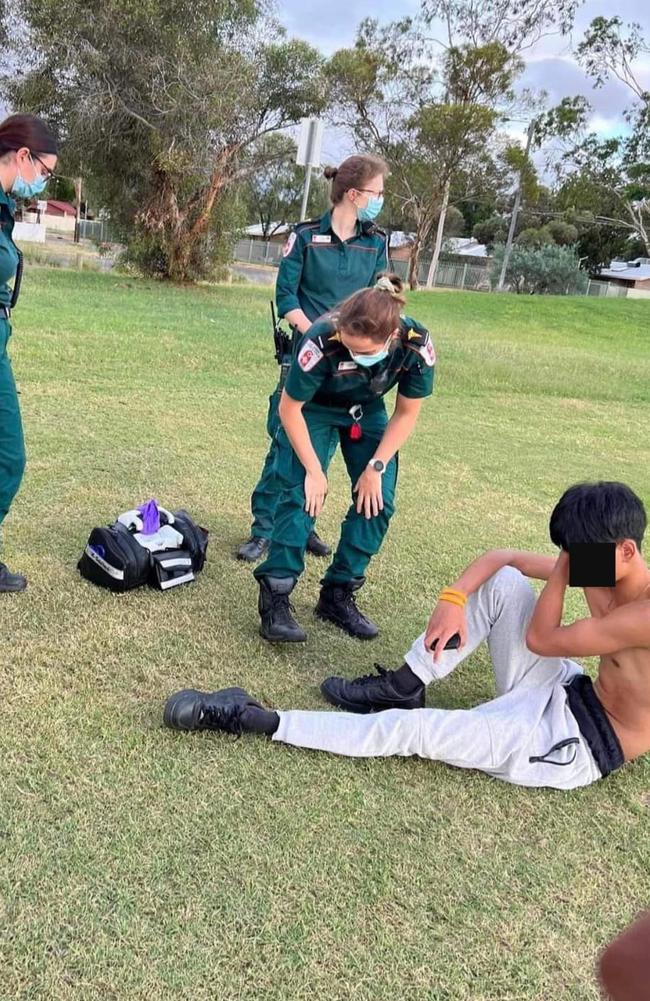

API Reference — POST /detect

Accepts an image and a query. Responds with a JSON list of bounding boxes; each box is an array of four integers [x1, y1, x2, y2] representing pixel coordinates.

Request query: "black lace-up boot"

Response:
[[258, 575, 306, 642], [237, 536, 269, 562], [306, 530, 331, 558], [315, 577, 378, 640]]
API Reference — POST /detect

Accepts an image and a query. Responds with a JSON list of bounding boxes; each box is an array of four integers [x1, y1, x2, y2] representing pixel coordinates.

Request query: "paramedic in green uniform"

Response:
[[237, 154, 389, 563], [0, 113, 58, 592], [254, 274, 435, 643]]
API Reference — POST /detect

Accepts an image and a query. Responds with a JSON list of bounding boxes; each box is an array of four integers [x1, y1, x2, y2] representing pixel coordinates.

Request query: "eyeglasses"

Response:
[[356, 188, 384, 197], [31, 153, 56, 182]]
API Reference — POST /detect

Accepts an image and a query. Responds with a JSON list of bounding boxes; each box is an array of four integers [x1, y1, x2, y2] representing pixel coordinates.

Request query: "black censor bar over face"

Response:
[[568, 543, 616, 588]]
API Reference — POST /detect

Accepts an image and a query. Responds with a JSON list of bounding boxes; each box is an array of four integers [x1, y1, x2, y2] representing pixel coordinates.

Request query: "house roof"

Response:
[[600, 258, 650, 282], [443, 237, 488, 258], [245, 222, 290, 237], [45, 200, 77, 215]]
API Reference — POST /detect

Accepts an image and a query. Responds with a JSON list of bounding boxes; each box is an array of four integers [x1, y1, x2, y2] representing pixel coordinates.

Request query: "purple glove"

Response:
[[138, 498, 160, 535]]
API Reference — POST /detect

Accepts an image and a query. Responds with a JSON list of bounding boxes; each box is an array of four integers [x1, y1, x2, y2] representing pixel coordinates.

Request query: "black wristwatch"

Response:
[[368, 458, 385, 474]]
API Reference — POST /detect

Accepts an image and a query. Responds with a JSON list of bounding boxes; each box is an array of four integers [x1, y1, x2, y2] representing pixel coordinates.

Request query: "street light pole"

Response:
[[497, 120, 535, 292]]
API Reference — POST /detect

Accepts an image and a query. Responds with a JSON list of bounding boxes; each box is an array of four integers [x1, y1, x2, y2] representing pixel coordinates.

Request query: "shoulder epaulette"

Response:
[[309, 320, 341, 351], [292, 218, 321, 234], [359, 220, 387, 240], [405, 320, 427, 345], [403, 320, 436, 366]]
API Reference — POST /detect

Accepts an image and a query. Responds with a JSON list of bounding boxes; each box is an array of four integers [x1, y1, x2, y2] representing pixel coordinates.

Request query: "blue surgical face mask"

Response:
[[350, 348, 390, 368], [11, 157, 49, 199], [357, 195, 384, 223], [352, 349, 389, 367]]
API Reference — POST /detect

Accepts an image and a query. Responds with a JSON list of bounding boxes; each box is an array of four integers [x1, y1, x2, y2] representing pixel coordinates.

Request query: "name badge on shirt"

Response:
[[312, 234, 332, 243], [338, 361, 358, 371]]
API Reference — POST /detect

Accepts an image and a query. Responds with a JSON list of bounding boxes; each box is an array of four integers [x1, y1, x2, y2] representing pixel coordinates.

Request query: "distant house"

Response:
[[598, 258, 650, 291], [45, 200, 76, 217], [443, 237, 489, 260], [244, 223, 290, 243]]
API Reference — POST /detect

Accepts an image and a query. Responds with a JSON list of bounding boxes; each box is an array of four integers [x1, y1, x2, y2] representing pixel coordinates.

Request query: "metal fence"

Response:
[[232, 238, 632, 298], [77, 218, 114, 243], [389, 257, 490, 291], [234, 238, 285, 267], [585, 279, 628, 298]]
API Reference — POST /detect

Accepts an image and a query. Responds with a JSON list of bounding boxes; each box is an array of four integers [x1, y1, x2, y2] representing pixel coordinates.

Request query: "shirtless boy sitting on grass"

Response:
[[164, 481, 650, 791]]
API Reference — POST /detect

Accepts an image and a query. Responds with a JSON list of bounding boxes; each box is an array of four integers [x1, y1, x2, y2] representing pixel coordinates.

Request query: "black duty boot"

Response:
[[306, 530, 331, 558], [0, 562, 27, 593], [321, 665, 425, 714], [314, 577, 378, 640], [163, 687, 267, 733], [237, 536, 269, 563], [258, 575, 306, 642]]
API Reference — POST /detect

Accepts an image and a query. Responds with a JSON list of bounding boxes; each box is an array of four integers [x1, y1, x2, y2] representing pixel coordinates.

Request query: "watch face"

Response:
[[372, 460, 384, 472]]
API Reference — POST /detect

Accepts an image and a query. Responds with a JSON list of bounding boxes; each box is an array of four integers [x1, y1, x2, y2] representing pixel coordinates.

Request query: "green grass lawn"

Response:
[[1, 270, 649, 1000]]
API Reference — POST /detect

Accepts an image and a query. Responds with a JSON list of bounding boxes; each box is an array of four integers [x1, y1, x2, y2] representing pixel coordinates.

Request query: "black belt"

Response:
[[565, 674, 624, 776]]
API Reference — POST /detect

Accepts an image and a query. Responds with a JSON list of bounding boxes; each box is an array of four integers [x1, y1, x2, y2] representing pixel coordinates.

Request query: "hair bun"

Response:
[[323, 165, 338, 180], [374, 273, 405, 301]]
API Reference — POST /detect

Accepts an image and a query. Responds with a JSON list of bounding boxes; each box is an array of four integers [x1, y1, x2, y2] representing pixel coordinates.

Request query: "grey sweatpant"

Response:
[[273, 567, 604, 790]]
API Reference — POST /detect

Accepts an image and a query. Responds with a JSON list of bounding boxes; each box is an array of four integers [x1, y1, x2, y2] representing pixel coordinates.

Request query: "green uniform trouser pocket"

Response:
[[0, 320, 26, 527]]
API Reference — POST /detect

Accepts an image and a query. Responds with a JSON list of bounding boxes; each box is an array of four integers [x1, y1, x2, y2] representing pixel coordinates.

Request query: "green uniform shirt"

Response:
[[275, 211, 388, 323], [285, 315, 435, 406], [0, 188, 18, 308]]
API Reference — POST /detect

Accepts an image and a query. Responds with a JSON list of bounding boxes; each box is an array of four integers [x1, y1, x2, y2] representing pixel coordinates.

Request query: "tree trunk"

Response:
[[407, 237, 422, 290], [140, 144, 240, 282], [425, 179, 450, 289]]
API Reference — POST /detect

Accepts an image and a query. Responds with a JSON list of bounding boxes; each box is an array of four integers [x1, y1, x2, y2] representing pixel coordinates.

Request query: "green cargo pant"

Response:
[[0, 318, 26, 527], [254, 401, 397, 585], [250, 362, 337, 539]]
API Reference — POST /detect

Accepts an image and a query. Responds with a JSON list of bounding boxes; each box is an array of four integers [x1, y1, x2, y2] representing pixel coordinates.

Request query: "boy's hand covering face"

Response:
[[568, 543, 616, 588]]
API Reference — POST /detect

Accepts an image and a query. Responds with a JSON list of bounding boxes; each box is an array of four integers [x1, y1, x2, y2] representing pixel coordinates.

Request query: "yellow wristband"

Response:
[[439, 594, 466, 608], [441, 587, 467, 600]]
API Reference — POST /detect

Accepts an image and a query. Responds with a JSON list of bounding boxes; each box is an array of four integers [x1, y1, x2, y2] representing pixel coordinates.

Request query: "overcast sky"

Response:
[[280, 0, 650, 157]]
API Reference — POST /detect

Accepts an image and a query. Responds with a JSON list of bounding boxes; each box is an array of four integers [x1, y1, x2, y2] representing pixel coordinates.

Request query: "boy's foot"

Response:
[[237, 536, 269, 562], [321, 664, 425, 714], [315, 578, 378, 640], [163, 686, 278, 734], [258, 575, 306, 642], [306, 530, 331, 558], [0, 563, 27, 593]]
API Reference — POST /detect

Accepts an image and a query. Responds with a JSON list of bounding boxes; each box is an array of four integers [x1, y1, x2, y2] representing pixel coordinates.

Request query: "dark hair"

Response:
[[323, 154, 388, 205], [549, 481, 647, 551], [335, 273, 405, 344], [0, 114, 58, 157]]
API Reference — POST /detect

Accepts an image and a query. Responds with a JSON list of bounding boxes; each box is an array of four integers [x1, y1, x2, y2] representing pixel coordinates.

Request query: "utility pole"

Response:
[[497, 120, 535, 292]]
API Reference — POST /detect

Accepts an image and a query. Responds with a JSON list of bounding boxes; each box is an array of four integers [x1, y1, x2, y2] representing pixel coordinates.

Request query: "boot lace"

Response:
[[201, 703, 244, 736], [351, 664, 390, 687], [339, 589, 370, 626], [271, 592, 299, 628]]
